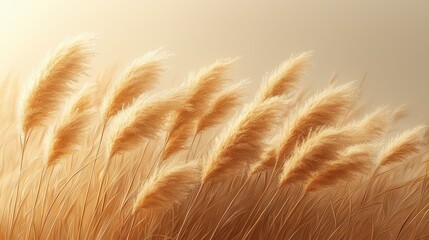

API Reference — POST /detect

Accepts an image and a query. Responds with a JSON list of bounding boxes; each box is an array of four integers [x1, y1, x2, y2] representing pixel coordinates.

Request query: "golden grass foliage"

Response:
[[18, 35, 92, 135], [1, 37, 429, 239], [133, 161, 200, 213], [44, 85, 94, 167]]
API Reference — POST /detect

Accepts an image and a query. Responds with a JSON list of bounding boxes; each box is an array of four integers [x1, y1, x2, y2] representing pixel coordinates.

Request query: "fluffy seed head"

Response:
[[392, 104, 408, 123], [250, 82, 357, 175], [133, 161, 200, 213], [44, 85, 94, 167], [378, 125, 426, 166], [102, 49, 168, 122], [256, 52, 311, 102], [305, 143, 375, 192], [346, 106, 390, 141], [197, 80, 247, 133], [202, 96, 286, 183], [107, 89, 187, 159], [18, 35, 93, 134], [162, 58, 236, 160], [279, 125, 367, 186]]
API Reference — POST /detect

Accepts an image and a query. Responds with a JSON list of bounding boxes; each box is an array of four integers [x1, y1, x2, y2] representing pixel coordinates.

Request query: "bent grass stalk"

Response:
[[38, 159, 95, 238], [77, 122, 107, 240], [238, 161, 281, 236], [207, 177, 251, 240], [176, 184, 204, 239], [9, 131, 32, 238], [4, 41, 429, 239]]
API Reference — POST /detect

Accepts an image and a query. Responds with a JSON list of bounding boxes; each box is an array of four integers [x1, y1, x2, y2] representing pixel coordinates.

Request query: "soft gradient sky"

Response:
[[0, 0, 428, 127]]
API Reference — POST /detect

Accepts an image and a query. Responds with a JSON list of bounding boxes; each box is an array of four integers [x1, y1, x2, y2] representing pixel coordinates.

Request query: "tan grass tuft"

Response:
[[350, 106, 390, 140], [392, 104, 408, 123], [279, 124, 368, 186], [201, 96, 286, 183], [250, 82, 358, 174], [197, 80, 247, 133], [378, 125, 426, 166], [133, 161, 200, 213], [256, 52, 311, 102], [107, 89, 187, 159], [162, 58, 236, 160], [102, 50, 168, 122], [249, 145, 278, 175], [305, 143, 375, 191], [18, 35, 93, 135], [44, 85, 94, 167]]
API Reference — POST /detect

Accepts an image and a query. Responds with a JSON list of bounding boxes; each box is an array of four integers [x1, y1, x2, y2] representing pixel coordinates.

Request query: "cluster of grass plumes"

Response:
[[0, 37, 429, 240]]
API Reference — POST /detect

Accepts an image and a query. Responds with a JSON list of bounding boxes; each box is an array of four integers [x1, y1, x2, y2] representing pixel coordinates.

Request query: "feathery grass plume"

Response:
[[250, 82, 358, 174], [133, 161, 200, 213], [201, 96, 286, 183], [378, 125, 426, 166], [349, 106, 390, 140], [107, 89, 187, 159], [249, 145, 278, 176], [256, 52, 311, 103], [94, 67, 117, 105], [44, 85, 94, 167], [197, 80, 247, 133], [392, 104, 408, 123], [305, 143, 375, 192], [329, 71, 338, 86], [162, 58, 236, 160], [18, 35, 93, 135], [279, 125, 367, 186], [102, 50, 168, 122]]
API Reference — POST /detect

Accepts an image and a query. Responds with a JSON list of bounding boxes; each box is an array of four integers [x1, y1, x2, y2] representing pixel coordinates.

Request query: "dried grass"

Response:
[[44, 85, 94, 167], [18, 35, 92, 135], [1, 38, 429, 240]]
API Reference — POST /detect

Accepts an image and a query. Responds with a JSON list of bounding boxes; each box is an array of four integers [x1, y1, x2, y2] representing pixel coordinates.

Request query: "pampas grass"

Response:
[[305, 143, 375, 191], [102, 50, 168, 123], [251, 82, 357, 174], [197, 80, 247, 133], [18, 35, 92, 135], [279, 124, 368, 186], [162, 58, 236, 160], [202, 96, 286, 183], [378, 125, 426, 166], [107, 89, 187, 159], [133, 161, 200, 213], [256, 52, 311, 102], [44, 85, 94, 167], [2, 37, 429, 240]]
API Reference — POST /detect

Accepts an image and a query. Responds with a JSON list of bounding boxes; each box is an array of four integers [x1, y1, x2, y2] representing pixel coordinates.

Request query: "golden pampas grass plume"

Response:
[[162, 58, 236, 160], [44, 85, 94, 167], [279, 124, 368, 186], [256, 52, 311, 102], [202, 96, 286, 184], [102, 49, 169, 123], [18, 35, 93, 135], [378, 125, 427, 166], [250, 82, 358, 175], [197, 80, 247, 133], [305, 143, 375, 192], [133, 161, 200, 213], [107, 89, 187, 160]]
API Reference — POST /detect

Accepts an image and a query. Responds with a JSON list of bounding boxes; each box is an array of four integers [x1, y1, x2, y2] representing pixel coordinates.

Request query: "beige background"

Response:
[[0, 0, 428, 128]]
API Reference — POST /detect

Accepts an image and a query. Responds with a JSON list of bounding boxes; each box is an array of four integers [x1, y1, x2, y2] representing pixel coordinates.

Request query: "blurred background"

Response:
[[0, 0, 428, 128]]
